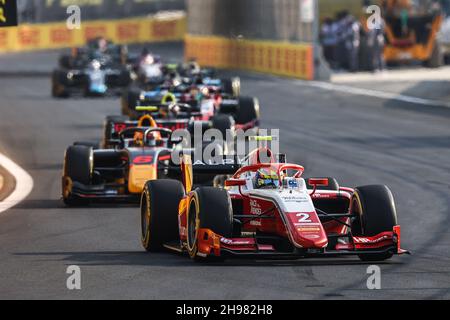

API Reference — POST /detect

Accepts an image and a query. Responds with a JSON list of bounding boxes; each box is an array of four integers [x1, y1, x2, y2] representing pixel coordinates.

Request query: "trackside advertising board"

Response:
[[185, 35, 314, 80], [0, 16, 186, 53]]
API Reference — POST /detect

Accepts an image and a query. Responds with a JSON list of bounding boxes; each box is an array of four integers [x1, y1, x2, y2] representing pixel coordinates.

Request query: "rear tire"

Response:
[[212, 114, 234, 139], [59, 55, 73, 69], [141, 180, 185, 252], [187, 187, 233, 261], [222, 77, 240, 97], [62, 146, 93, 206], [351, 185, 398, 261], [235, 97, 260, 127]]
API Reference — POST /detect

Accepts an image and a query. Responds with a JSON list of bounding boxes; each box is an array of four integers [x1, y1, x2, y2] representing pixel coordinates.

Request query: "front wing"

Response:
[[188, 226, 409, 259]]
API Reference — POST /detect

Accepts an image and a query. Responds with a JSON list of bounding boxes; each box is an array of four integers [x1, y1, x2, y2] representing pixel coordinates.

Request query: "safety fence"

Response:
[[185, 35, 314, 80], [0, 15, 186, 53]]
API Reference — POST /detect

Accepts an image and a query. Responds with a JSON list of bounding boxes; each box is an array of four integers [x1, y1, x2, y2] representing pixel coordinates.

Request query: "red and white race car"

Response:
[[140, 147, 409, 262]]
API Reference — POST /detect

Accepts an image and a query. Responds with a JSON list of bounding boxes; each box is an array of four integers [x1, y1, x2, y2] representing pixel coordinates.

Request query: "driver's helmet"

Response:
[[253, 168, 280, 189], [132, 131, 161, 147], [133, 131, 145, 147], [143, 132, 158, 147]]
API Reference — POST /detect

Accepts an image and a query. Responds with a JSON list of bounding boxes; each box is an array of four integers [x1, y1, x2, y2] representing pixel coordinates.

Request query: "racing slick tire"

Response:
[[121, 86, 141, 116], [62, 145, 93, 206], [235, 97, 260, 127], [141, 180, 185, 252], [222, 77, 241, 97], [305, 177, 339, 191], [187, 187, 233, 262], [117, 68, 132, 87], [212, 114, 235, 140], [350, 185, 398, 262]]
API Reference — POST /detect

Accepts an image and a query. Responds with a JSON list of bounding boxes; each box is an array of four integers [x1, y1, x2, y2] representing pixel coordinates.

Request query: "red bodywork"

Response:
[[175, 149, 409, 259]]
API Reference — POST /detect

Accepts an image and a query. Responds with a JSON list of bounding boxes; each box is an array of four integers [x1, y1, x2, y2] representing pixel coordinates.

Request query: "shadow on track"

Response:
[[12, 250, 402, 268]]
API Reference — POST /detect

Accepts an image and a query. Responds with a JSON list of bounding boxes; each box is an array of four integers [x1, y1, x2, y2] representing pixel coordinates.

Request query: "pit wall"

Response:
[[0, 16, 186, 53], [184, 35, 314, 80]]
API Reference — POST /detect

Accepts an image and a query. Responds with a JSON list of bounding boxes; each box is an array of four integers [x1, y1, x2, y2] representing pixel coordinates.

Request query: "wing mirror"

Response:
[[308, 178, 329, 196], [225, 179, 246, 187], [308, 178, 329, 187]]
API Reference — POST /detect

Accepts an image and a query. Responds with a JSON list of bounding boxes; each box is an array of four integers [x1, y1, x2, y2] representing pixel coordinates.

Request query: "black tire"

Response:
[[351, 185, 398, 261], [121, 86, 141, 116], [212, 114, 234, 139], [424, 42, 444, 68], [305, 177, 339, 191], [187, 187, 233, 261], [117, 68, 132, 86], [235, 97, 260, 126], [59, 55, 73, 69], [222, 77, 240, 97], [62, 146, 93, 206], [141, 180, 185, 252], [64, 146, 92, 185]]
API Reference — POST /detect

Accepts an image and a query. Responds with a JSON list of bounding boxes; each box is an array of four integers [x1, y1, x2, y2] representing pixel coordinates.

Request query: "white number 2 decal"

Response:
[[297, 213, 312, 223]]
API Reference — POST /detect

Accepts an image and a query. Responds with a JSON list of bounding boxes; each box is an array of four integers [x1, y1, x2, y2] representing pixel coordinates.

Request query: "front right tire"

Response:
[[351, 185, 398, 261]]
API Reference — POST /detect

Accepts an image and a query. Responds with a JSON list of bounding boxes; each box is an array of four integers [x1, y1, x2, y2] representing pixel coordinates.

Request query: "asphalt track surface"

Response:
[[0, 43, 449, 299]]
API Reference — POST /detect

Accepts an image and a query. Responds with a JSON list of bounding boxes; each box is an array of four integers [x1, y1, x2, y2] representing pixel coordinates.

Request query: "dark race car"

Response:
[[52, 38, 132, 98], [121, 85, 260, 138]]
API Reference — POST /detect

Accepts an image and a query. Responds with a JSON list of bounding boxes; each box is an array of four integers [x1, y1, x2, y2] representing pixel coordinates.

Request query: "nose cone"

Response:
[[285, 212, 328, 249]]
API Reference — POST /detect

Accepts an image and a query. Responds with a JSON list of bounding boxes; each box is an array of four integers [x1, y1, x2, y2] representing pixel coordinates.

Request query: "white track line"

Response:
[[298, 80, 450, 109], [0, 152, 34, 214]]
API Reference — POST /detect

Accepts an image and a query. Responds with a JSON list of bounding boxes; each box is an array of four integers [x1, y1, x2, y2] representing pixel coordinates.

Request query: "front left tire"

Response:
[[186, 187, 233, 261]]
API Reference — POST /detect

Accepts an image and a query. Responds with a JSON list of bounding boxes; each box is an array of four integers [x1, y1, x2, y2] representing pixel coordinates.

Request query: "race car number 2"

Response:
[[297, 213, 312, 223]]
